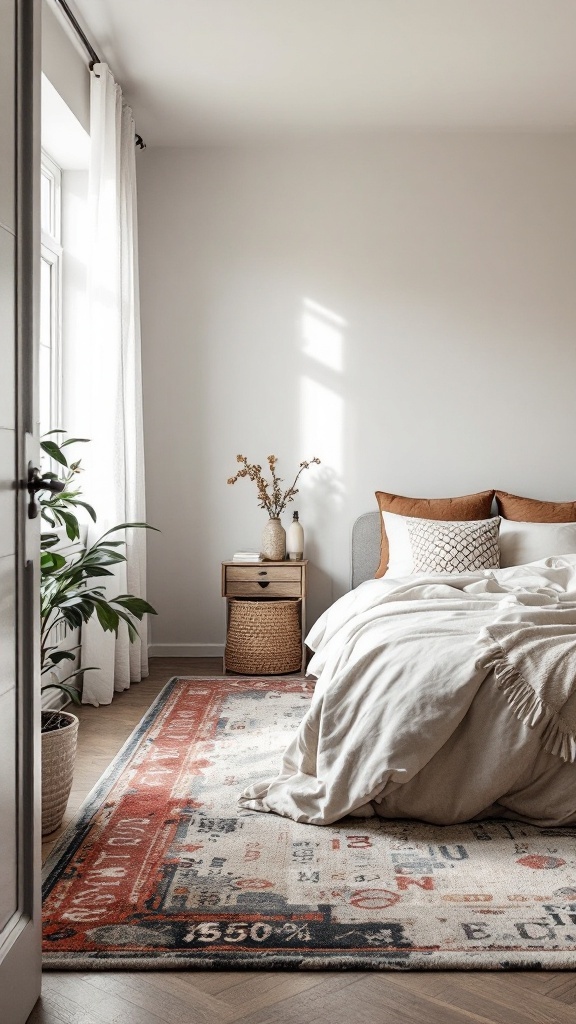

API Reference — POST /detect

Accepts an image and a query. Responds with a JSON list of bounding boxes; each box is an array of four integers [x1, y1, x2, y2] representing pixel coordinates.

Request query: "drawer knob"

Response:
[[258, 570, 268, 576], [258, 581, 270, 588]]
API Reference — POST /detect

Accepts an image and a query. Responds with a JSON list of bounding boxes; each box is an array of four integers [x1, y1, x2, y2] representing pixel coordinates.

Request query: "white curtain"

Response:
[[80, 63, 148, 705]]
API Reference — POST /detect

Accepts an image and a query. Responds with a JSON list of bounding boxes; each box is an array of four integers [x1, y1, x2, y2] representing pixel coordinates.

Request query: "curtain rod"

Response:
[[55, 0, 100, 66], [54, 0, 146, 149]]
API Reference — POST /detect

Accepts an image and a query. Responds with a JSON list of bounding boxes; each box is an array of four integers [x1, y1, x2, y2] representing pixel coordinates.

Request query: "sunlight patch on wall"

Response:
[[299, 297, 347, 479], [300, 376, 344, 475], [301, 297, 346, 373]]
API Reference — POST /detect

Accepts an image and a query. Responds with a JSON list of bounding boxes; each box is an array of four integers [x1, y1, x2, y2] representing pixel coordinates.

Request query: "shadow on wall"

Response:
[[302, 470, 347, 632]]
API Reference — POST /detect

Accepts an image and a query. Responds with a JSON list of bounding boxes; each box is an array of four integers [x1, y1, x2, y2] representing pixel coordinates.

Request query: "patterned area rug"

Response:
[[43, 677, 576, 970]]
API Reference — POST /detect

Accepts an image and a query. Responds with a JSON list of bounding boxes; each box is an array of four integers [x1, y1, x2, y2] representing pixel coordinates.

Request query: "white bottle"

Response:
[[286, 511, 304, 560]]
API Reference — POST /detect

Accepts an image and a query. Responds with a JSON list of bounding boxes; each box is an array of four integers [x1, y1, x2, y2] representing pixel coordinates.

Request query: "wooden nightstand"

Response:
[[221, 560, 308, 673]]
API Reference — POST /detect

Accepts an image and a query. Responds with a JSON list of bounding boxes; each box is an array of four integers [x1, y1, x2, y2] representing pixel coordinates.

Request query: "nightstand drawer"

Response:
[[226, 565, 302, 584], [226, 581, 302, 598]]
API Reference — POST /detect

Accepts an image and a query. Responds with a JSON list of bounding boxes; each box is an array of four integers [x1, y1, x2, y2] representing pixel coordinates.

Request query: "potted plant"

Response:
[[39, 431, 157, 835]]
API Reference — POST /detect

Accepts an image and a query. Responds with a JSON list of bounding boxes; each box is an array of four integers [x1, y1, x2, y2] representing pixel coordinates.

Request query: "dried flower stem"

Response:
[[227, 455, 321, 517]]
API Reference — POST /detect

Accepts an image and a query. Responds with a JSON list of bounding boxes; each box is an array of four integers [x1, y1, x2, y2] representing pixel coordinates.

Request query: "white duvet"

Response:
[[239, 558, 576, 826]]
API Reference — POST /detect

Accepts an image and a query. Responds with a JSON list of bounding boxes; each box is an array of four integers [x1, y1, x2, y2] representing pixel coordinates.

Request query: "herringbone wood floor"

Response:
[[31, 658, 576, 1024]]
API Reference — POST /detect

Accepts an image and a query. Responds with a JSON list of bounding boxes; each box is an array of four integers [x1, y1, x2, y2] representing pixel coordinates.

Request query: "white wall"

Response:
[[137, 133, 576, 656], [42, 0, 90, 133]]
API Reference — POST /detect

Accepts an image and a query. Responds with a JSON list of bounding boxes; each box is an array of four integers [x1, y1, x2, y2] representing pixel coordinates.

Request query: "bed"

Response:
[[240, 505, 576, 827]]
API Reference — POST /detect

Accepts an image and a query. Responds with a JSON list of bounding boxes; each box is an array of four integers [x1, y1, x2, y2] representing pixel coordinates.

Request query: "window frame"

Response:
[[40, 150, 63, 435]]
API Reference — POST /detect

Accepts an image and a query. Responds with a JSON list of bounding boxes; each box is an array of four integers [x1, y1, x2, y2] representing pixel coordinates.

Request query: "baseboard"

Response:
[[148, 643, 225, 659]]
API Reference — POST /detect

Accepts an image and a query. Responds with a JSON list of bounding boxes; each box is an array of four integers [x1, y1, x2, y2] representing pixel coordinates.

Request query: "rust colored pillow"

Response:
[[374, 490, 495, 578], [495, 491, 576, 523]]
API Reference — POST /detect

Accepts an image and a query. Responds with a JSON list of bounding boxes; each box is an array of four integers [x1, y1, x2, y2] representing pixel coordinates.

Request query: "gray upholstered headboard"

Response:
[[351, 511, 381, 588]]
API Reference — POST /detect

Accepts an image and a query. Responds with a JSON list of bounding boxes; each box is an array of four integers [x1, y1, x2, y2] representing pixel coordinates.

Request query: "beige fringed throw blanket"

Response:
[[479, 619, 576, 763]]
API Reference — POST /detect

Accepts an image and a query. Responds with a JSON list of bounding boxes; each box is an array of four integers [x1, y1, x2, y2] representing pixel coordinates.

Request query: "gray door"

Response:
[[0, 0, 42, 1019]]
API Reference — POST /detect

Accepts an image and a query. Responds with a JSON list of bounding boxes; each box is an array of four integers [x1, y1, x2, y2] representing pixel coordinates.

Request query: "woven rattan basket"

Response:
[[225, 598, 301, 674], [41, 710, 79, 836]]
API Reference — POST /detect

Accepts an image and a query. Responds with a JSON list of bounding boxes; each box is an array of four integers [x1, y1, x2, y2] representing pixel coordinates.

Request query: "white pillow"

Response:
[[383, 511, 500, 576], [499, 519, 576, 568], [383, 510, 417, 575]]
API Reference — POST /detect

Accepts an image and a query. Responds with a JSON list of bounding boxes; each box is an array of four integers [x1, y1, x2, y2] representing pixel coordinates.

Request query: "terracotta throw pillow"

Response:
[[374, 490, 495, 578], [495, 491, 576, 523]]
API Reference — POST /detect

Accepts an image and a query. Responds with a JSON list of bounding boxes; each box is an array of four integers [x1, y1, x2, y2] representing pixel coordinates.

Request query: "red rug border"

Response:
[[42, 676, 300, 892]]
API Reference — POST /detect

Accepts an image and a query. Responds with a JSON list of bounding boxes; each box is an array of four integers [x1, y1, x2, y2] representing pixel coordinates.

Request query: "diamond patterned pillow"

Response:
[[405, 517, 500, 574]]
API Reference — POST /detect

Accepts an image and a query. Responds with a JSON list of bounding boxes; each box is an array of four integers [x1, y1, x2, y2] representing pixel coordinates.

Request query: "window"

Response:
[[40, 151, 63, 436]]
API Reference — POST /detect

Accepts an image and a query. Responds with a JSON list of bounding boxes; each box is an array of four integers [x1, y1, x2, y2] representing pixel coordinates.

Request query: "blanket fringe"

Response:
[[481, 639, 576, 764]]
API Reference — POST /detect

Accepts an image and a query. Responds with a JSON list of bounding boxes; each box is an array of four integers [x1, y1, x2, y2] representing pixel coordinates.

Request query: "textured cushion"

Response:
[[405, 517, 500, 574], [499, 520, 576, 568], [384, 511, 501, 576], [374, 490, 495, 578], [495, 491, 576, 523]]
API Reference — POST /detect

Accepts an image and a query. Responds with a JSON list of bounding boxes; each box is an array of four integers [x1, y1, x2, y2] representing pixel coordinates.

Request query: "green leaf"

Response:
[[58, 509, 80, 541], [60, 607, 84, 629], [69, 603, 93, 624], [56, 666, 98, 684], [49, 490, 80, 504], [113, 595, 157, 617], [40, 440, 68, 466], [78, 565, 114, 578], [73, 499, 97, 522], [98, 521, 159, 540], [44, 650, 76, 666], [82, 548, 126, 567], [40, 681, 82, 705], [40, 533, 60, 549], [61, 685, 83, 706], [41, 551, 66, 573], [60, 437, 90, 447], [112, 607, 139, 642], [54, 592, 84, 609], [41, 645, 81, 673], [94, 601, 119, 633]]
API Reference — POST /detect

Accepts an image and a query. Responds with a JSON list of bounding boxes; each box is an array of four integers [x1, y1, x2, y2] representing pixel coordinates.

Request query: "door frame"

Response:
[[0, 0, 42, 1018]]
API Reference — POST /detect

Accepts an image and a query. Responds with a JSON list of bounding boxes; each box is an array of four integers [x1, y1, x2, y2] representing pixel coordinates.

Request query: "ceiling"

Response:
[[70, 0, 576, 147]]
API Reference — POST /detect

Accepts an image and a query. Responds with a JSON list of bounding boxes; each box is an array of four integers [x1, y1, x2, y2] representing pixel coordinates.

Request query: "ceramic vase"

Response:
[[261, 516, 286, 560]]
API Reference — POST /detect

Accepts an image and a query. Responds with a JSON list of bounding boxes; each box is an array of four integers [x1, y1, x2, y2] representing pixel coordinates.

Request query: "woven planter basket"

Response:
[[226, 598, 301, 674], [41, 710, 79, 836]]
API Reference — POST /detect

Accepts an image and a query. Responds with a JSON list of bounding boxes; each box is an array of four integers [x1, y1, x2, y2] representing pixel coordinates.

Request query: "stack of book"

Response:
[[232, 551, 263, 562]]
